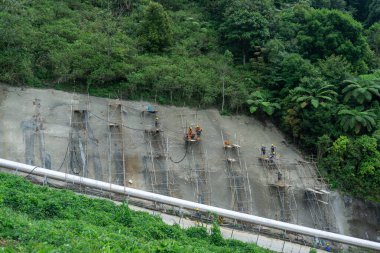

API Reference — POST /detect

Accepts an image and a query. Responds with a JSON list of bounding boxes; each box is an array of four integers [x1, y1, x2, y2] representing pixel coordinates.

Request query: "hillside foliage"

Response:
[[0, 172, 272, 252], [0, 0, 379, 200]]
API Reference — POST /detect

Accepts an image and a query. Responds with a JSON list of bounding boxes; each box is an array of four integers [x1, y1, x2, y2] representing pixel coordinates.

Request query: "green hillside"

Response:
[[0, 172, 273, 252], [0, 0, 379, 200]]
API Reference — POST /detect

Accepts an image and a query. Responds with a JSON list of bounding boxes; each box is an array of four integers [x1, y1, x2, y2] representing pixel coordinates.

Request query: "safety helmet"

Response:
[[196, 125, 199, 128]]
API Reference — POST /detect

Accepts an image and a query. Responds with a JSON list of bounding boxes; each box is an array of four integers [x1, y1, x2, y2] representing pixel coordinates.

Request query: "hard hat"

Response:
[[196, 208, 199, 211], [156, 117, 159, 120], [271, 144, 274, 146]]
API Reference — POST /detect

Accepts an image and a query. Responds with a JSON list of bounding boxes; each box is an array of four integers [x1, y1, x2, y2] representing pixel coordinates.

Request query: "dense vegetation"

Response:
[[0, 0, 379, 200], [0, 172, 272, 252]]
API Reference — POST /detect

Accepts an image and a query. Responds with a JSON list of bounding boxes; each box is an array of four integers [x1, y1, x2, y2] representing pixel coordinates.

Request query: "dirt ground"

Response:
[[0, 85, 378, 242]]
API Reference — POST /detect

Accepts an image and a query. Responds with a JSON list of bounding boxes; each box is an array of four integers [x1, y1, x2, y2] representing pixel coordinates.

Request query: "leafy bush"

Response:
[[185, 226, 209, 239]]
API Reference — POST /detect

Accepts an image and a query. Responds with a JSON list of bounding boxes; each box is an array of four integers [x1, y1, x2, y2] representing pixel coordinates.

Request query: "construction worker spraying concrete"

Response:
[[195, 124, 202, 140], [186, 127, 195, 140], [147, 104, 157, 114], [269, 152, 275, 162], [261, 145, 266, 156], [270, 144, 276, 156]]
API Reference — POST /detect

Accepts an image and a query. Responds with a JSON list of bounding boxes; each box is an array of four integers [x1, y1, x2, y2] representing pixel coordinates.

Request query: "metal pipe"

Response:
[[0, 158, 379, 251]]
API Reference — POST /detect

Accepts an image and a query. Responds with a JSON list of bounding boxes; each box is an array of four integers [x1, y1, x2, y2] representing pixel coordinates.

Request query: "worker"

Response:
[[269, 151, 276, 162], [261, 145, 266, 156], [155, 117, 159, 128], [187, 127, 194, 140], [224, 140, 231, 147], [270, 144, 276, 155], [277, 171, 282, 181], [325, 242, 332, 252], [147, 104, 156, 114], [218, 216, 224, 224], [195, 208, 201, 224], [195, 124, 202, 138]]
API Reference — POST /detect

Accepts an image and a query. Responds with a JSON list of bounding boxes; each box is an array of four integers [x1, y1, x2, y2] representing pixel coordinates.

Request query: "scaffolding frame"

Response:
[[221, 130, 253, 214], [106, 99, 126, 187], [260, 156, 298, 223], [180, 112, 211, 205], [68, 94, 89, 178], [296, 158, 337, 232], [142, 110, 175, 196], [23, 98, 50, 168]]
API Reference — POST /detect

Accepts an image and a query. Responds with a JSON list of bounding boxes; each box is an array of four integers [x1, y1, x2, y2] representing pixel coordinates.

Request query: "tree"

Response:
[[139, 2, 173, 52], [290, 78, 337, 109], [317, 134, 332, 162], [283, 107, 301, 140], [111, 0, 134, 16], [366, 22, 380, 56], [277, 53, 318, 89], [322, 135, 380, 201], [366, 0, 380, 27], [338, 107, 377, 134], [218, 50, 233, 113], [317, 55, 352, 85], [0, 11, 34, 85], [342, 78, 380, 104], [311, 0, 346, 10], [219, 1, 270, 64], [295, 8, 371, 72], [247, 89, 280, 116]]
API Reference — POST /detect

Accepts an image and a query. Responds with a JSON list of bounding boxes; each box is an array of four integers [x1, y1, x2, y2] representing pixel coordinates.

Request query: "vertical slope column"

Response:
[[142, 109, 175, 196], [181, 113, 211, 205], [221, 130, 253, 214], [107, 99, 126, 186], [68, 95, 89, 177], [297, 159, 337, 232], [260, 154, 298, 223], [22, 98, 51, 169]]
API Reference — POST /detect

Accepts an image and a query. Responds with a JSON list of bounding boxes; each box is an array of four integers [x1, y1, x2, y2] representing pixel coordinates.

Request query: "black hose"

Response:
[[89, 111, 145, 132], [169, 141, 189, 163], [24, 166, 38, 178]]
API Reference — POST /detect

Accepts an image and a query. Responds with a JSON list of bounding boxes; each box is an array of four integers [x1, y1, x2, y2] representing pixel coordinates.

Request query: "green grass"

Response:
[[0, 172, 272, 252]]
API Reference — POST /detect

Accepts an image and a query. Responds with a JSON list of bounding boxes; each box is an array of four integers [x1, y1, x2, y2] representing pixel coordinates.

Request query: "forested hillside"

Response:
[[0, 0, 379, 201]]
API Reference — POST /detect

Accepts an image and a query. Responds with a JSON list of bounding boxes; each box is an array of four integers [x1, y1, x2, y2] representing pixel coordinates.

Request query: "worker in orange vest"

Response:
[[187, 127, 194, 140]]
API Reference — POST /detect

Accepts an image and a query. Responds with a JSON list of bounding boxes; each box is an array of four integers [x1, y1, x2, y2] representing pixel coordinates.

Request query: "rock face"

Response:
[[0, 85, 378, 242]]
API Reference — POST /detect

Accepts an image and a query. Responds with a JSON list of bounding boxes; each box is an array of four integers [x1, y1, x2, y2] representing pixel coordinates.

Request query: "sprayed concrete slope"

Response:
[[0, 85, 378, 242]]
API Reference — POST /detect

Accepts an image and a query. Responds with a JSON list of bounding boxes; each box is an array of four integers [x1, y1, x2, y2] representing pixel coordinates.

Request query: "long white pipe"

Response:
[[1, 158, 379, 251]]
